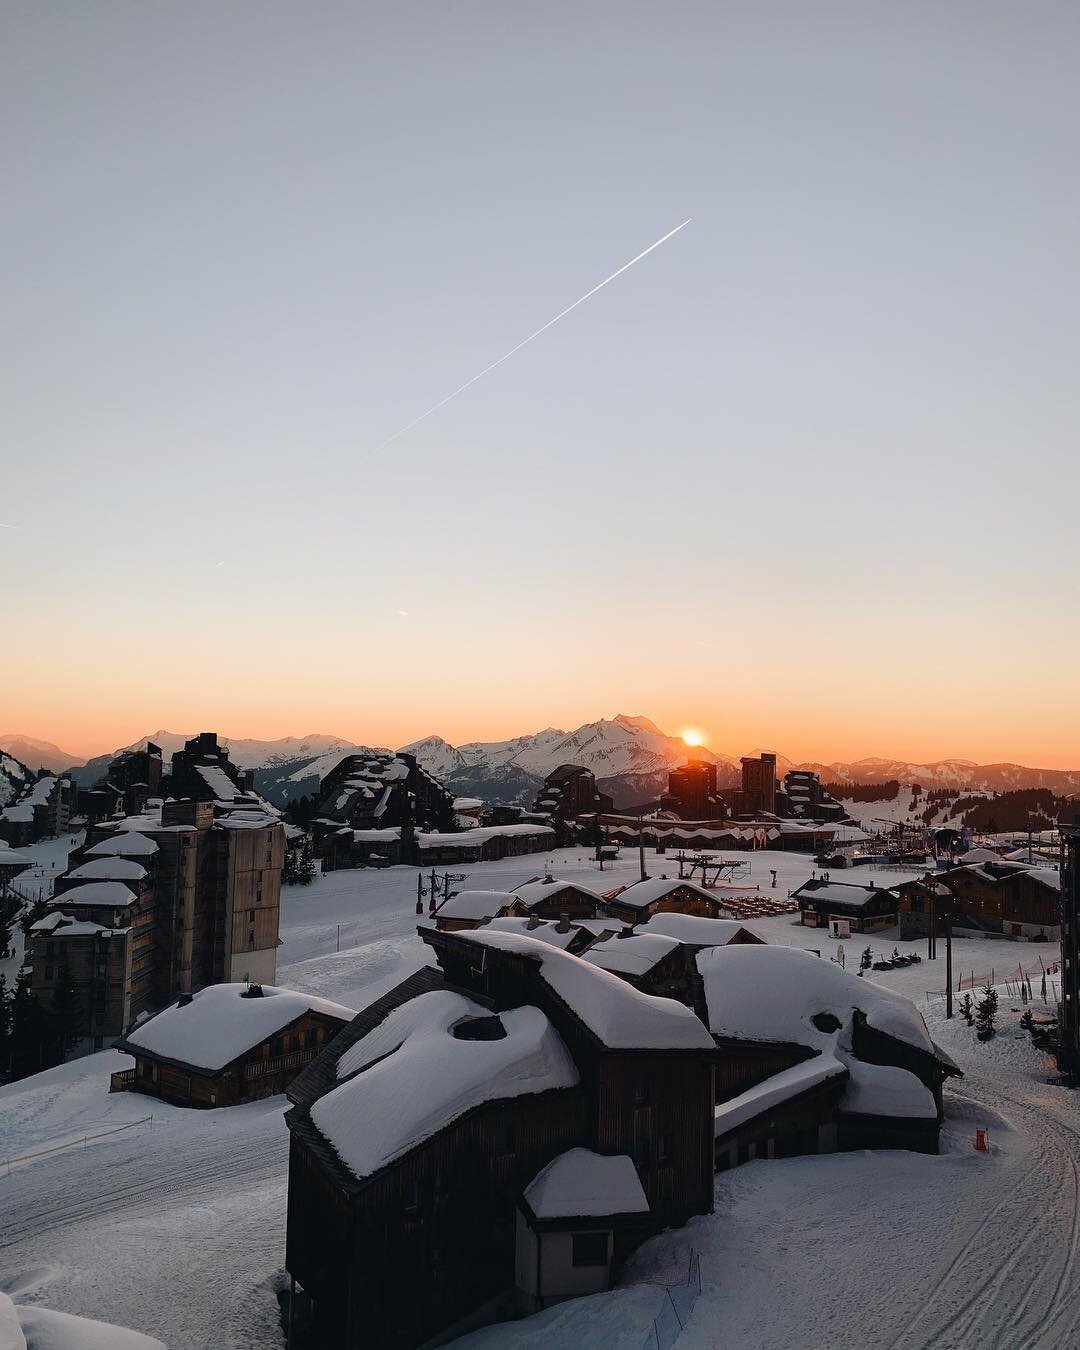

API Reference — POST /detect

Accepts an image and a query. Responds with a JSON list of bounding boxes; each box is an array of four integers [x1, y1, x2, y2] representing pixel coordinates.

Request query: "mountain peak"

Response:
[[612, 714, 662, 735]]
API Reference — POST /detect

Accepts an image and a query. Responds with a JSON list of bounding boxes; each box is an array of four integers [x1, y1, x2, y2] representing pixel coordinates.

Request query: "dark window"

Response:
[[403, 1181, 420, 1213], [658, 1134, 671, 1164], [431, 1246, 444, 1267], [633, 1077, 648, 1105], [45, 965, 54, 980], [290, 1034, 299, 1051], [494, 1124, 514, 1155], [572, 1232, 609, 1267], [45, 942, 55, 957], [631, 1137, 649, 1168]]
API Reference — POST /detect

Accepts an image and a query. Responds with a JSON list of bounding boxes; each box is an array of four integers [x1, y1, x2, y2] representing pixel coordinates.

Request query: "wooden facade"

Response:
[[284, 939, 716, 1350], [604, 881, 723, 926], [794, 879, 898, 935], [114, 1006, 348, 1108], [897, 865, 1060, 942]]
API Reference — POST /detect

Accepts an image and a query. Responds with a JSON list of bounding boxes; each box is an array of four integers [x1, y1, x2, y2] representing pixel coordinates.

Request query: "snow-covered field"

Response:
[[1, 837, 1075, 1349]]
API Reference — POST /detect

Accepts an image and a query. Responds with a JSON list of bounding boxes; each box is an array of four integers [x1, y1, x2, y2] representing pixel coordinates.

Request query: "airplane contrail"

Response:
[[373, 218, 691, 451]]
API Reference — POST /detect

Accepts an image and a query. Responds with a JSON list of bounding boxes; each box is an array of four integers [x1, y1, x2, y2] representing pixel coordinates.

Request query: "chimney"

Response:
[[556, 912, 570, 933], [617, 926, 635, 939], [527, 915, 542, 930], [177, 992, 193, 1007]]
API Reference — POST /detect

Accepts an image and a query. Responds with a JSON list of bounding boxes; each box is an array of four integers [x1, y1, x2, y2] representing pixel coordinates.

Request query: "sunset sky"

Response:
[[3, 3, 1079, 767]]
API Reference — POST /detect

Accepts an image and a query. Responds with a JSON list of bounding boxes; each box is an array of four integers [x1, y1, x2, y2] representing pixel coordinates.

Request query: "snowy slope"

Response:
[[0, 752, 36, 809]]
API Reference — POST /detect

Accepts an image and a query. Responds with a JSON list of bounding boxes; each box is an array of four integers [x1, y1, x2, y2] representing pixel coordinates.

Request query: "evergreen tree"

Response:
[[0, 972, 11, 1074], [975, 981, 999, 1041], [19, 896, 48, 940], [959, 992, 975, 1026], [283, 847, 317, 886], [10, 967, 55, 1079], [0, 905, 11, 959]]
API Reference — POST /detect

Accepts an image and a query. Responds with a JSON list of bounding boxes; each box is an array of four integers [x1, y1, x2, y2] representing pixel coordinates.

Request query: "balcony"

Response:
[[242, 1046, 320, 1080], [110, 1068, 135, 1093]]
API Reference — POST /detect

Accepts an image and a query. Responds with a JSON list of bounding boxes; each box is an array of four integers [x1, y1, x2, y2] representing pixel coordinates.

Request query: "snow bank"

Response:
[[453, 930, 715, 1050], [524, 1147, 649, 1218], [313, 991, 579, 1178], [123, 982, 355, 1070], [697, 944, 934, 1054], [0, 1293, 165, 1350]]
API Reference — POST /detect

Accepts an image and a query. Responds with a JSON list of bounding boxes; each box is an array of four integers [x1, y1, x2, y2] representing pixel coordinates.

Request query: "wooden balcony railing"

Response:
[[242, 1046, 320, 1080], [109, 1068, 135, 1093]]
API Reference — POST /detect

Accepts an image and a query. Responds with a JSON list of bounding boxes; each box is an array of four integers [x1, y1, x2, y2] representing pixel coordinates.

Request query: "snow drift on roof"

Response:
[[713, 1056, 848, 1137], [524, 1148, 649, 1219], [583, 932, 680, 977], [124, 982, 355, 1071], [697, 944, 934, 1055], [484, 917, 579, 950], [610, 876, 715, 909], [314, 990, 578, 1179], [840, 1056, 937, 1119], [511, 876, 602, 909], [453, 929, 715, 1051], [85, 832, 159, 858], [51, 880, 137, 908], [66, 858, 148, 882], [434, 889, 520, 921], [641, 913, 763, 947]]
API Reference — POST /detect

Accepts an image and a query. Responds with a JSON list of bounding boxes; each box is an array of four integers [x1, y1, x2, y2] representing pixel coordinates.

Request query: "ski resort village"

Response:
[[2, 721, 1080, 1348]]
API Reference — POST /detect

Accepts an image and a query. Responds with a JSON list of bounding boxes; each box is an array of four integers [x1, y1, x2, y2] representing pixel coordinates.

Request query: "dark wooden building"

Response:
[[660, 758, 726, 821], [113, 982, 354, 1107], [283, 930, 716, 1349], [897, 861, 1060, 942], [604, 876, 724, 926], [532, 765, 613, 822], [794, 878, 898, 935]]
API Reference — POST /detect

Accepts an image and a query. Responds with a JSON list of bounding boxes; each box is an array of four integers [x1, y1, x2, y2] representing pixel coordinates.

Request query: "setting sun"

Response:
[[681, 727, 707, 747]]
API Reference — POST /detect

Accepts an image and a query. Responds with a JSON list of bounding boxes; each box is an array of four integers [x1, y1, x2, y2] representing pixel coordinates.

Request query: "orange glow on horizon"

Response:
[[681, 727, 707, 748]]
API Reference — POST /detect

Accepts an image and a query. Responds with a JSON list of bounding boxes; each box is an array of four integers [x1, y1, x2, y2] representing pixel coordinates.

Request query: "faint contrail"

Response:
[[373, 218, 691, 450]]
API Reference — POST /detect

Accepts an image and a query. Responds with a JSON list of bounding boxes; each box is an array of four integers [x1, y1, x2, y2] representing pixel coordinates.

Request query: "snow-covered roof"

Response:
[[484, 917, 580, 950], [713, 1056, 847, 1137], [0, 843, 30, 868], [313, 990, 578, 1179], [792, 879, 894, 909], [85, 831, 159, 858], [583, 932, 680, 977], [66, 858, 148, 883], [51, 880, 138, 909], [123, 982, 355, 1071], [524, 1148, 649, 1220], [434, 889, 521, 922], [609, 876, 716, 910], [572, 917, 632, 936], [417, 823, 555, 846], [840, 1056, 937, 1119], [957, 846, 1001, 864], [511, 876, 602, 909], [697, 945, 935, 1055], [195, 763, 241, 802], [452, 929, 716, 1051], [30, 911, 125, 938], [640, 913, 763, 947]]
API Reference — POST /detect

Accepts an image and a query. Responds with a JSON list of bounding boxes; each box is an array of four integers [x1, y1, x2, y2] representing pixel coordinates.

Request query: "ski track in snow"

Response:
[[3, 837, 1080, 1349]]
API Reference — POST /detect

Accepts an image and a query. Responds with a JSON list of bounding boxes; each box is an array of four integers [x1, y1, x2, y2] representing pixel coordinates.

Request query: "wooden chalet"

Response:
[[793, 878, 898, 935], [696, 944, 960, 1161], [283, 929, 716, 1350], [112, 982, 354, 1107], [431, 889, 528, 932], [897, 862, 1060, 942], [604, 875, 724, 925], [509, 875, 603, 922]]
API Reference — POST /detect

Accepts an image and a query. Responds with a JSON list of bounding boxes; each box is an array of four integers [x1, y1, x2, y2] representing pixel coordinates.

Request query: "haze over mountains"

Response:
[[4, 717, 1080, 811]]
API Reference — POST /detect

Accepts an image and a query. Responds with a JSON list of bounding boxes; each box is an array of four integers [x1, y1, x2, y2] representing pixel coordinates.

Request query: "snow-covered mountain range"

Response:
[[12, 719, 1080, 810], [0, 734, 86, 774]]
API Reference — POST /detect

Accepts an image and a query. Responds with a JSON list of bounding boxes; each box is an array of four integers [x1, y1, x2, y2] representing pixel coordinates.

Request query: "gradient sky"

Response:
[[3, 3, 1079, 765]]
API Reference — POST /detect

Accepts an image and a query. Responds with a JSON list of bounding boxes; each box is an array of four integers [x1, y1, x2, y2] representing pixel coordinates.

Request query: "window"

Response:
[[633, 1077, 648, 1105], [403, 1181, 420, 1213], [631, 1137, 649, 1168], [45, 965, 54, 981], [572, 1232, 609, 1267], [657, 1134, 671, 1164]]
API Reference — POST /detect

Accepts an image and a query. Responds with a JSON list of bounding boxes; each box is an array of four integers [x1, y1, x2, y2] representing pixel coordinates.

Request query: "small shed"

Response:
[[515, 1148, 650, 1314]]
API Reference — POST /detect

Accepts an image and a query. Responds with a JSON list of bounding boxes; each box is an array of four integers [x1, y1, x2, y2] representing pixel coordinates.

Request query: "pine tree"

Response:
[[19, 896, 48, 940], [10, 967, 54, 1079], [0, 906, 11, 959], [283, 847, 317, 886], [975, 981, 999, 1041], [959, 992, 975, 1026]]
